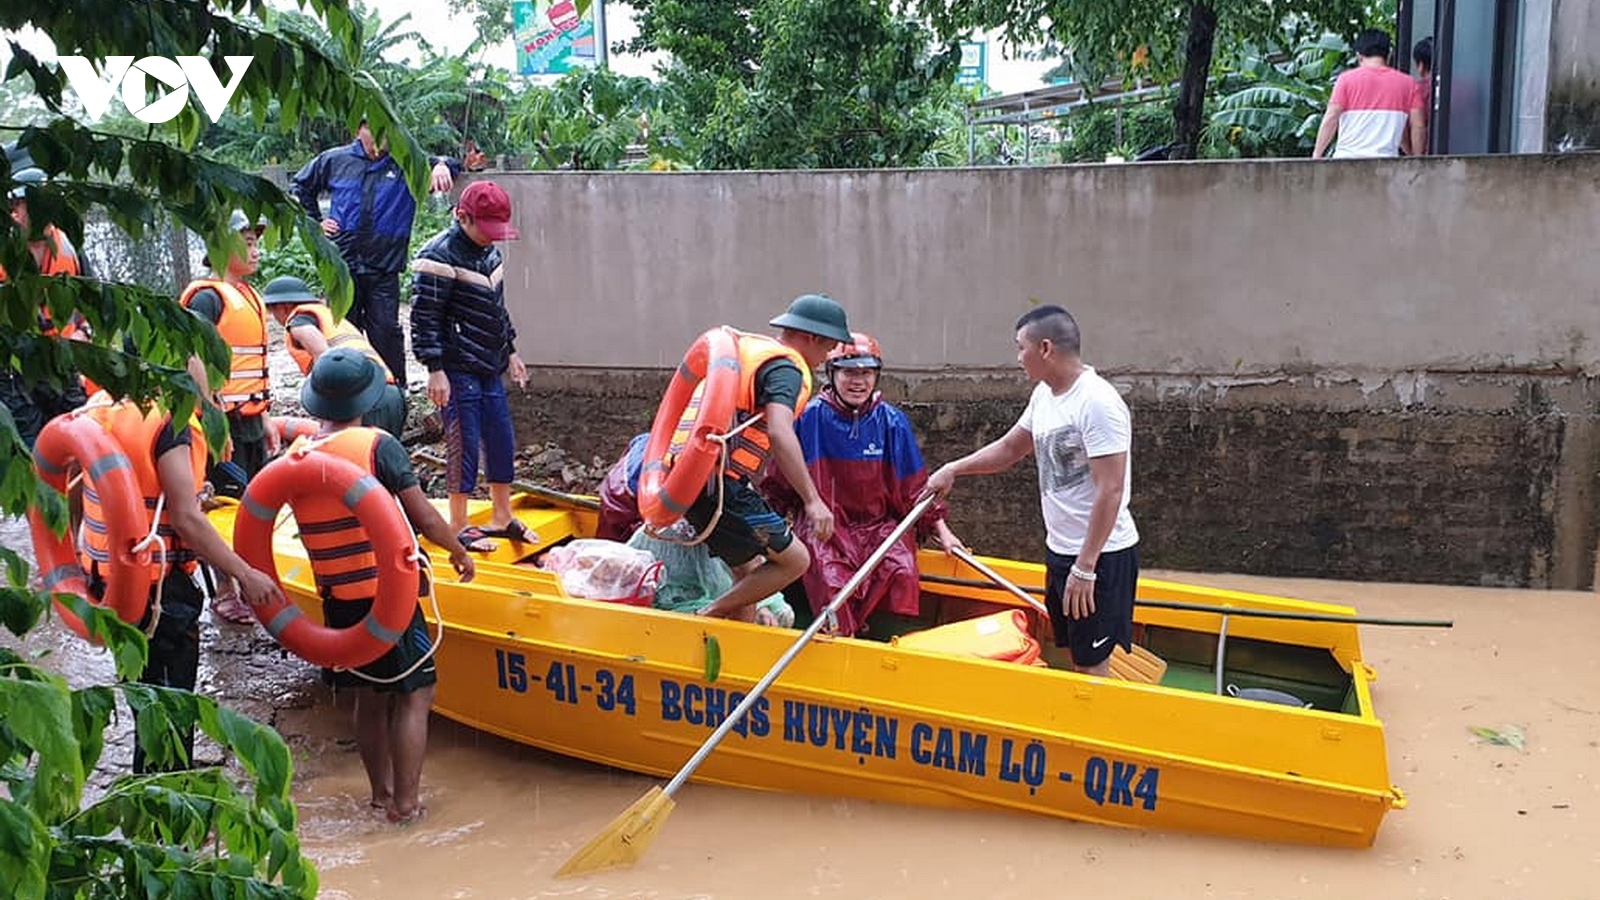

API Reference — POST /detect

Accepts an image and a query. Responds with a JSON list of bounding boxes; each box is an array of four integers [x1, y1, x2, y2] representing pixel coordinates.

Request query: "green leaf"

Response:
[[71, 685, 117, 776], [0, 586, 46, 638], [54, 594, 148, 681], [703, 634, 722, 683], [0, 677, 84, 815], [0, 799, 50, 900], [1468, 724, 1527, 750]]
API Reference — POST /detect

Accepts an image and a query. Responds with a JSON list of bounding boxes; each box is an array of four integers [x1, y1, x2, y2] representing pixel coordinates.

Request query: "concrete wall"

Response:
[[484, 154, 1600, 589], [1548, 0, 1600, 151]]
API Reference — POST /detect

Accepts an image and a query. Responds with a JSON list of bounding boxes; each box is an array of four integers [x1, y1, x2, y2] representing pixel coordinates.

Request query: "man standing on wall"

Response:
[[292, 119, 459, 391], [923, 306, 1140, 676], [1312, 29, 1419, 160], [1403, 37, 1434, 156]]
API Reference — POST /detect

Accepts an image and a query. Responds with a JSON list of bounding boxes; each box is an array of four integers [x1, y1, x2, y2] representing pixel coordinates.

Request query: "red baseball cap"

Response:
[[457, 180, 519, 241]]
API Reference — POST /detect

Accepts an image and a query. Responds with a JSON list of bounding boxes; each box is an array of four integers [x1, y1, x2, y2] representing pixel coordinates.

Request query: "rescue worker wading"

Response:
[[295, 348, 475, 825], [261, 275, 407, 437], [675, 294, 853, 621], [76, 396, 284, 773]]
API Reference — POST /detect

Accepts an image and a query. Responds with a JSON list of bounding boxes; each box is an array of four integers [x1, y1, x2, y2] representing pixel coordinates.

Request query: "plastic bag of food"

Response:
[[540, 539, 663, 606]]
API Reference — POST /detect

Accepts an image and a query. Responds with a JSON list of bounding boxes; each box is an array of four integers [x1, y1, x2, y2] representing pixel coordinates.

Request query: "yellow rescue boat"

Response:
[[207, 492, 1407, 848]]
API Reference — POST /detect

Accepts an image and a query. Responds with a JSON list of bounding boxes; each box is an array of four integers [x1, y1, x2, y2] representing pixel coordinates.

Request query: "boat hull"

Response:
[[214, 498, 1403, 847]]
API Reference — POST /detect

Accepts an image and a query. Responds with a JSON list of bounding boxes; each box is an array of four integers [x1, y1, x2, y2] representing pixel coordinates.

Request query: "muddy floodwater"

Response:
[[5, 507, 1593, 900]]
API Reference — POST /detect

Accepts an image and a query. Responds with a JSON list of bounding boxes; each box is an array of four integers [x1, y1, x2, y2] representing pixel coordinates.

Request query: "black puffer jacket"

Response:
[[408, 224, 518, 377]]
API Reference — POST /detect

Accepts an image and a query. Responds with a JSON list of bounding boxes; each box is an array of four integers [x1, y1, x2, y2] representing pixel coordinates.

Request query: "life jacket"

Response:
[[77, 400, 207, 580], [178, 278, 269, 416], [289, 427, 386, 601], [284, 303, 396, 383], [0, 225, 84, 335], [670, 329, 813, 482]]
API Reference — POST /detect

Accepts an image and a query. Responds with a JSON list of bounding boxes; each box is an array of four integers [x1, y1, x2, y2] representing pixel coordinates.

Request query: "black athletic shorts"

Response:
[[321, 600, 437, 694], [1044, 545, 1140, 668], [683, 475, 795, 567]]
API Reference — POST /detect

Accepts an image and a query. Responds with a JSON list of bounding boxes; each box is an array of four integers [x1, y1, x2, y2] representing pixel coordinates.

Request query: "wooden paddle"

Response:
[[409, 449, 601, 511], [919, 571, 1454, 628], [555, 493, 938, 878]]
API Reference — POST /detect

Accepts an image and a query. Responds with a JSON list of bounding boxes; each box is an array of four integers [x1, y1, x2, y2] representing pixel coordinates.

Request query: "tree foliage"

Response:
[[196, 1, 517, 167], [620, 0, 962, 169], [1206, 32, 1352, 158], [916, 0, 1380, 158], [508, 67, 668, 170], [0, 1, 447, 896]]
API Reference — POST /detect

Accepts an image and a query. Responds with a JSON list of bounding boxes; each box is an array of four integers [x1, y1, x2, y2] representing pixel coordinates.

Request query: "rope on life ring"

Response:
[[28, 411, 154, 641], [638, 327, 741, 531], [233, 447, 420, 669]]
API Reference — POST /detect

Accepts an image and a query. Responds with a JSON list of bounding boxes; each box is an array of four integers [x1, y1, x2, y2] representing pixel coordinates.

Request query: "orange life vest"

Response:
[[670, 329, 812, 481], [0, 225, 84, 335], [178, 278, 269, 416], [284, 303, 396, 383], [290, 427, 386, 601], [77, 400, 207, 580]]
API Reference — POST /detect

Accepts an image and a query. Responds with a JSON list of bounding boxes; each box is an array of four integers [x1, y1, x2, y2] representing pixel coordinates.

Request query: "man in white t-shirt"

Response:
[[1312, 29, 1418, 160], [924, 305, 1139, 675]]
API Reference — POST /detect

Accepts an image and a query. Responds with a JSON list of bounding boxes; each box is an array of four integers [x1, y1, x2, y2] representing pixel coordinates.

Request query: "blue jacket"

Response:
[[291, 142, 458, 276]]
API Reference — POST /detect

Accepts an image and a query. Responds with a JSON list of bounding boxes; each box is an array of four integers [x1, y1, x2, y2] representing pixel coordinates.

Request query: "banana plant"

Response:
[[1208, 32, 1351, 156]]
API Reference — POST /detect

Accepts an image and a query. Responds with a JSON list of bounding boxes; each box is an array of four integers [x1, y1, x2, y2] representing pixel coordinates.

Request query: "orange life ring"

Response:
[[271, 415, 321, 444], [232, 446, 420, 669], [638, 327, 740, 528], [28, 412, 153, 640]]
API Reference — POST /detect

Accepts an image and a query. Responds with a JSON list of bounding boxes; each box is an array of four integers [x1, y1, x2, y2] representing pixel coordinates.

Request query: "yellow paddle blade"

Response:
[[555, 785, 677, 878]]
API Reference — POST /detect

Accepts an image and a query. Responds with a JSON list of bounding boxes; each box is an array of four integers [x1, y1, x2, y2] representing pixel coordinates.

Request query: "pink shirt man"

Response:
[[1325, 65, 1416, 158], [1313, 30, 1418, 160]]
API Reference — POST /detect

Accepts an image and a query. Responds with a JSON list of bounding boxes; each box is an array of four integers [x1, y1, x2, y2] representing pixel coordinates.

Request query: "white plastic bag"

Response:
[[540, 539, 663, 605]]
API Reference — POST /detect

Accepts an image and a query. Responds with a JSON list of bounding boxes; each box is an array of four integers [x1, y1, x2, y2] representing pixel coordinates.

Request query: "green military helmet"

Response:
[[769, 293, 852, 344], [261, 275, 321, 307], [301, 347, 386, 422]]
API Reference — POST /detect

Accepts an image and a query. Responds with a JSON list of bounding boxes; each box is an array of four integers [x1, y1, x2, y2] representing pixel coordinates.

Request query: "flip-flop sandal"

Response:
[[487, 518, 538, 544], [457, 526, 498, 553]]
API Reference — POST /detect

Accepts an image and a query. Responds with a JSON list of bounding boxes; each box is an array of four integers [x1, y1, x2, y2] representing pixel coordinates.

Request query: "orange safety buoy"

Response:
[[271, 415, 321, 444], [638, 327, 741, 528], [233, 446, 420, 669], [28, 412, 154, 640]]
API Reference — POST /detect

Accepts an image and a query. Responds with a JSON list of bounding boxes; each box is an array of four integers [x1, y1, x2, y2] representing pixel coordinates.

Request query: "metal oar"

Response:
[[919, 571, 1454, 628], [556, 493, 938, 878], [950, 545, 1049, 616]]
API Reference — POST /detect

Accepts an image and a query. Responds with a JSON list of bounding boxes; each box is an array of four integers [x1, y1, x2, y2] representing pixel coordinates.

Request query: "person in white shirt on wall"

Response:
[[923, 305, 1140, 675]]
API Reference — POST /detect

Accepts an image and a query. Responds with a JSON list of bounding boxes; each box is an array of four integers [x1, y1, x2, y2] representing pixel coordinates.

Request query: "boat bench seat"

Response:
[[1108, 644, 1168, 684]]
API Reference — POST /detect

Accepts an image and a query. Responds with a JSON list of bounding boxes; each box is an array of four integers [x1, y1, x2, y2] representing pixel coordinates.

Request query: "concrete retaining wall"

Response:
[[484, 153, 1600, 588]]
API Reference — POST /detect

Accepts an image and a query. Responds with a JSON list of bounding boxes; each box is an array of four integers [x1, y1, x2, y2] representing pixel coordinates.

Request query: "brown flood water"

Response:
[[9, 540, 1600, 899]]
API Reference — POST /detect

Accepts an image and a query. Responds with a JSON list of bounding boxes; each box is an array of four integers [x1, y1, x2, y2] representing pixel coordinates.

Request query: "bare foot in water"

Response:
[[387, 804, 427, 826]]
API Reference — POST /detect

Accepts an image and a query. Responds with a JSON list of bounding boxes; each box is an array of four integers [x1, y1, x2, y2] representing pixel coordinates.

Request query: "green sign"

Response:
[[957, 41, 987, 88]]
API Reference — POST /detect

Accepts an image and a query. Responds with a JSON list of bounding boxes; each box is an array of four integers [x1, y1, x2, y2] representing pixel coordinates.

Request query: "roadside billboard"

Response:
[[514, 0, 605, 76]]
